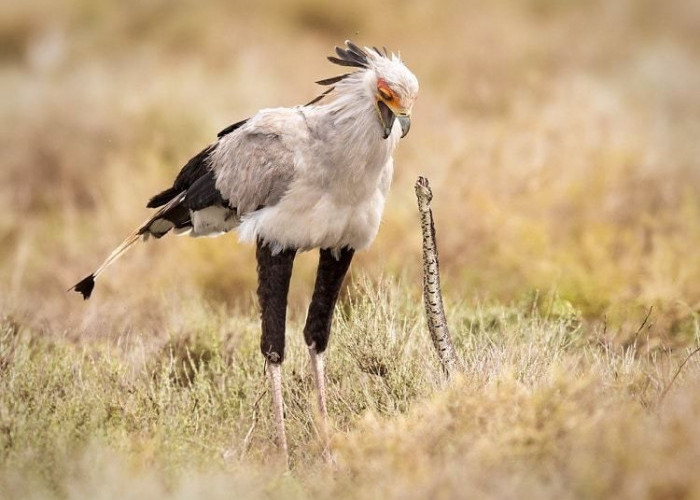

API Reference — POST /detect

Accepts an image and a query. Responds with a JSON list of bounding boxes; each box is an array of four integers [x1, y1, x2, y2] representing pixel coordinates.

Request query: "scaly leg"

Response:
[[256, 239, 296, 467], [309, 347, 328, 420], [309, 346, 332, 463], [304, 247, 354, 460], [267, 362, 288, 469]]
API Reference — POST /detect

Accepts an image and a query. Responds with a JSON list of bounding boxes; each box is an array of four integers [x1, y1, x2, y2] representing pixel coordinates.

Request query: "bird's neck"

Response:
[[315, 77, 400, 167]]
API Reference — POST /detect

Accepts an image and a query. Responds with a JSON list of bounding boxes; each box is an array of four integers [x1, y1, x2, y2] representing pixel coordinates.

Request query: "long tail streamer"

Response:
[[70, 192, 185, 299]]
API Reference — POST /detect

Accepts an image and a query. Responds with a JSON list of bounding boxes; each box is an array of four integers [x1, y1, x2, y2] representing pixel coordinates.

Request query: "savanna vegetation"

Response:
[[2, 0, 700, 498]]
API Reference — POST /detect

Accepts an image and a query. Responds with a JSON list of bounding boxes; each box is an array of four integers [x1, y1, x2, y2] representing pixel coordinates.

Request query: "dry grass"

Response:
[[2, 0, 700, 498], [2, 281, 700, 499]]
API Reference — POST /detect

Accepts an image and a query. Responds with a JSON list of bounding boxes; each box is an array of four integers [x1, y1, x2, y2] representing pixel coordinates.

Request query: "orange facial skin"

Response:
[[377, 78, 402, 110]]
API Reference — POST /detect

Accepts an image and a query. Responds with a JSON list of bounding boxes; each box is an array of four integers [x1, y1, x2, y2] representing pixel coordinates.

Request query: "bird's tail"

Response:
[[70, 192, 186, 300]]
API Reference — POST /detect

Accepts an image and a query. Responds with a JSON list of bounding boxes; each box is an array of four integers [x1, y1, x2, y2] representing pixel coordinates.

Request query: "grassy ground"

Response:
[[2, 280, 700, 498], [2, 0, 700, 498]]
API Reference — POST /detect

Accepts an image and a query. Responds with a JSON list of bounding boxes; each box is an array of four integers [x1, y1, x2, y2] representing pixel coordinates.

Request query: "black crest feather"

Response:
[[345, 41, 368, 58], [305, 87, 335, 106], [309, 41, 390, 106], [327, 56, 361, 68], [316, 74, 351, 86], [328, 41, 370, 69]]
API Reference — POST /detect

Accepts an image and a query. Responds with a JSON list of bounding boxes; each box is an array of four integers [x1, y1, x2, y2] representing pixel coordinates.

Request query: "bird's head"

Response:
[[313, 41, 419, 139], [370, 53, 419, 139]]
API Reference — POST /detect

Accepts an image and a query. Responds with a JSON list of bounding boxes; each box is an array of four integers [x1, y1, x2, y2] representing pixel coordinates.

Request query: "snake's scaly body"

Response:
[[415, 177, 461, 376]]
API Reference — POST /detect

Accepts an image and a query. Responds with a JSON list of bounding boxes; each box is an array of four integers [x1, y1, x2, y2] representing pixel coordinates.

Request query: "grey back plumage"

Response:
[[210, 111, 301, 216]]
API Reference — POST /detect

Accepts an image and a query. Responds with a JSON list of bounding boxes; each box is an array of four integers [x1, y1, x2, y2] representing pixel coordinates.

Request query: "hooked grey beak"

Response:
[[378, 101, 412, 139], [397, 114, 411, 138]]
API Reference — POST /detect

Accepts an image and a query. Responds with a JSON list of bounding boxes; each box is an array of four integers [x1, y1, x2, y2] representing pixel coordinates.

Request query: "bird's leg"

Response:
[[267, 362, 287, 467], [309, 347, 328, 422], [304, 247, 354, 459], [256, 239, 296, 467]]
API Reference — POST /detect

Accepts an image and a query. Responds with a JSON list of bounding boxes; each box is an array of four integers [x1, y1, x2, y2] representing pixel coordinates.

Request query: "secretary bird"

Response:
[[72, 41, 418, 464]]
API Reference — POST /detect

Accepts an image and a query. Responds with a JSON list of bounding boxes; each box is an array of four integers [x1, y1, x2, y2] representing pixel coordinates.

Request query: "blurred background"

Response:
[[1, 0, 699, 342]]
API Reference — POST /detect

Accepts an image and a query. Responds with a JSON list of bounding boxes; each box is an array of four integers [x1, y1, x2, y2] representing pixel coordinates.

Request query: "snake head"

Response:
[[415, 176, 433, 206]]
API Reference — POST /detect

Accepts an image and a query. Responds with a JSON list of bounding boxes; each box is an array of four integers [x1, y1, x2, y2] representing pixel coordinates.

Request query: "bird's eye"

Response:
[[378, 87, 393, 101]]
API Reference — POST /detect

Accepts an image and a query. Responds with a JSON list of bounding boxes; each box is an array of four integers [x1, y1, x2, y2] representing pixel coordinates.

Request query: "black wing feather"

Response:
[[217, 118, 249, 138], [147, 144, 216, 208], [155, 204, 191, 234], [184, 170, 226, 211], [172, 145, 216, 192], [147, 187, 180, 209]]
